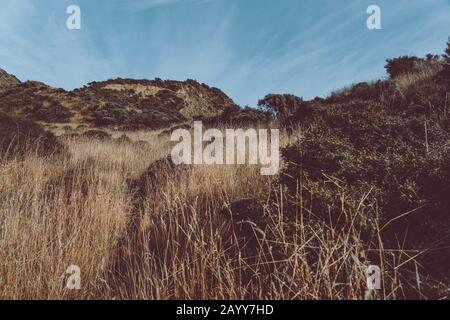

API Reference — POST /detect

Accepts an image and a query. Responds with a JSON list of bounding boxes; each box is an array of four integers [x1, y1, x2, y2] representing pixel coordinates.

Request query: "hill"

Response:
[[0, 41, 449, 300], [0, 68, 20, 92], [0, 75, 239, 129], [276, 55, 450, 280]]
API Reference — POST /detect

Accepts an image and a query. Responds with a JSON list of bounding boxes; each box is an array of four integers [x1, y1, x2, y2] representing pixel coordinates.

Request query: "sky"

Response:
[[0, 0, 449, 106]]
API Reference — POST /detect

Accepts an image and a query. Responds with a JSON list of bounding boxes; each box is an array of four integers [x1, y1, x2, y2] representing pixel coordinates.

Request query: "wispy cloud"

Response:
[[0, 0, 449, 106], [129, 0, 216, 11], [132, 0, 185, 10]]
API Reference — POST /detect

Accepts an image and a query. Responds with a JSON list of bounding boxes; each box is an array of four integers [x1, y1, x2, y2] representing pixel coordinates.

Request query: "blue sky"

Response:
[[0, 0, 449, 106]]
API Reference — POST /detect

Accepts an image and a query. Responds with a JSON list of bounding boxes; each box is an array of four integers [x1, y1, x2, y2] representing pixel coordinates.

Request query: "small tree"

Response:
[[425, 53, 439, 62], [444, 37, 450, 62], [257, 94, 304, 121], [385, 56, 423, 78]]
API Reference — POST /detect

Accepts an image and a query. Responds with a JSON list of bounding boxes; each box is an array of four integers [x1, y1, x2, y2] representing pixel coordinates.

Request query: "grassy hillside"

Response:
[[0, 68, 20, 92], [0, 77, 239, 130], [278, 54, 450, 290], [0, 42, 449, 299]]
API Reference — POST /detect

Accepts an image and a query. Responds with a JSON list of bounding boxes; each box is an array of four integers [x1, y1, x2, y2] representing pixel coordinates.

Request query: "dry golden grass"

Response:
[[0, 130, 430, 300], [393, 60, 444, 98]]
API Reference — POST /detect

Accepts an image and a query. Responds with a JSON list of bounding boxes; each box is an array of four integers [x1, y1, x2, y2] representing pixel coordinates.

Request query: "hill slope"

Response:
[[277, 57, 450, 280], [0, 74, 239, 129], [0, 68, 20, 92]]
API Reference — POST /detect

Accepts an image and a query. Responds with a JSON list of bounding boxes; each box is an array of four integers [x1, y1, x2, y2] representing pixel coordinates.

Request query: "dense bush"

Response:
[[198, 106, 272, 127], [258, 94, 305, 121], [78, 78, 238, 129], [0, 82, 74, 122], [385, 56, 424, 78], [444, 38, 450, 62], [279, 57, 450, 278], [327, 81, 394, 104], [0, 112, 66, 159]]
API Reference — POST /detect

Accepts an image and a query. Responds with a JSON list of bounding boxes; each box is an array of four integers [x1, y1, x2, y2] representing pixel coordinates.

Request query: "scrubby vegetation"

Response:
[[0, 68, 20, 92], [277, 48, 450, 289], [0, 41, 449, 300], [0, 81, 74, 122], [0, 112, 66, 159], [0, 75, 239, 130], [258, 94, 306, 121]]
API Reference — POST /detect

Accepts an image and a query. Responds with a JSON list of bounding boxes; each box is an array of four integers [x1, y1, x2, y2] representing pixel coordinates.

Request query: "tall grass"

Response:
[[393, 60, 444, 98], [0, 131, 431, 299]]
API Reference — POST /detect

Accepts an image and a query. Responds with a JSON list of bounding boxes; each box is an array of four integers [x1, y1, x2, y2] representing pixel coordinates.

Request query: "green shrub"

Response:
[[280, 84, 449, 276], [385, 56, 424, 78], [444, 38, 450, 62], [0, 112, 66, 159], [258, 94, 305, 121]]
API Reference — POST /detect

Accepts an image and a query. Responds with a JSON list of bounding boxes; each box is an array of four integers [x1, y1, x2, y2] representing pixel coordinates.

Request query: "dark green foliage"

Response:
[[79, 86, 187, 129], [129, 155, 189, 205], [0, 81, 74, 122], [279, 64, 450, 277], [198, 106, 272, 127], [258, 94, 305, 121], [437, 63, 450, 83], [444, 38, 450, 61], [0, 112, 66, 159], [385, 56, 424, 78], [327, 81, 393, 104], [220, 198, 278, 267]]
